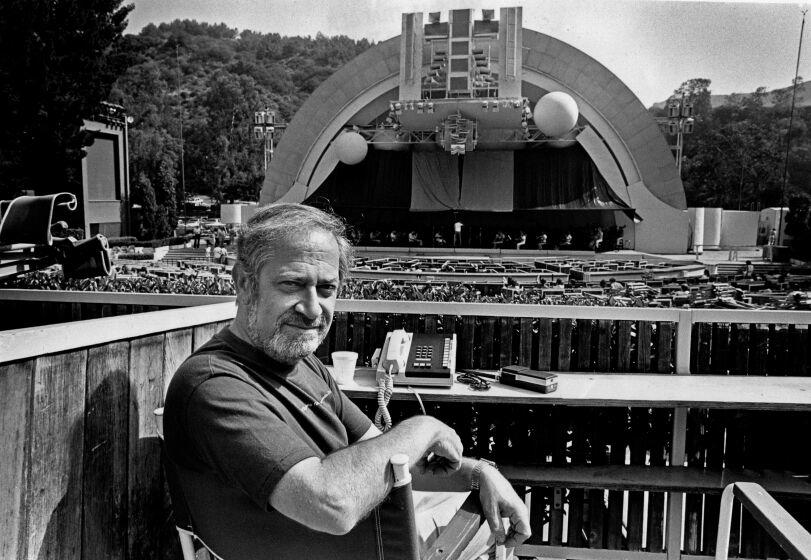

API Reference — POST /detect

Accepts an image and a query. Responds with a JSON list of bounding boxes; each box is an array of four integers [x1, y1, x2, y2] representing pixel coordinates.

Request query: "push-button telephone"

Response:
[[376, 329, 456, 388]]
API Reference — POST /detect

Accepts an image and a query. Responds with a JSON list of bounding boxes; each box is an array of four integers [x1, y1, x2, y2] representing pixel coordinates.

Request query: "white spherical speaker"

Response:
[[335, 131, 368, 164], [533, 92, 579, 138]]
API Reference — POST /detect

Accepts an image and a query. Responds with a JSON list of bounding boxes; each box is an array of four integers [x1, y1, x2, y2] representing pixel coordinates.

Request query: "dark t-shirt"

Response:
[[163, 327, 375, 559]]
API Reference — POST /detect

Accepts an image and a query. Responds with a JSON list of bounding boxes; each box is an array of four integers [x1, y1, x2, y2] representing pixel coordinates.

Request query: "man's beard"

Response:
[[246, 302, 330, 364]]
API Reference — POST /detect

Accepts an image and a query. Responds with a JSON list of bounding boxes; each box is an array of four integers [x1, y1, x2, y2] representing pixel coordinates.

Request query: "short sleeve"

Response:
[[307, 356, 372, 442], [184, 375, 317, 509]]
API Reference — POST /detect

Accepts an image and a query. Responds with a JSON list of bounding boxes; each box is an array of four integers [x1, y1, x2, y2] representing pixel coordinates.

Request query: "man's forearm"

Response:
[[313, 416, 443, 524]]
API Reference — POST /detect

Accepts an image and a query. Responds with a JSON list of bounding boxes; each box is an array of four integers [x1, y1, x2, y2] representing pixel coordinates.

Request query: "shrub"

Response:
[[107, 236, 139, 246], [115, 253, 154, 260], [108, 235, 189, 248]]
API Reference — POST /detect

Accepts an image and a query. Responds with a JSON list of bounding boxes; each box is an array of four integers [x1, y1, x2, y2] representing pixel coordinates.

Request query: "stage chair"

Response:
[[154, 408, 486, 560]]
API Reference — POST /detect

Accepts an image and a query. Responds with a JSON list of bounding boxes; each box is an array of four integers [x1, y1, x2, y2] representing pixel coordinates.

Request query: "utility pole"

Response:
[[777, 9, 807, 245], [176, 45, 186, 215]]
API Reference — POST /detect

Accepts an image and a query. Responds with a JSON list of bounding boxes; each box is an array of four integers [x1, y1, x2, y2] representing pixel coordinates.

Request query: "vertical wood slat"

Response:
[[367, 314, 384, 368], [557, 319, 573, 371], [127, 335, 167, 560], [498, 317, 512, 368], [702, 409, 726, 555], [684, 410, 706, 554], [733, 323, 751, 375], [518, 318, 533, 368], [711, 323, 730, 375], [351, 312, 366, 362], [695, 323, 712, 374], [656, 322, 674, 373], [626, 408, 647, 550], [637, 321, 653, 372], [333, 312, 349, 358], [576, 319, 592, 371], [83, 342, 130, 560], [749, 324, 769, 376], [29, 350, 88, 560], [647, 408, 669, 552], [461, 316, 476, 370], [617, 320, 633, 371], [586, 411, 606, 548], [548, 408, 567, 546], [605, 407, 626, 549], [561, 412, 587, 546], [163, 329, 194, 398], [537, 318, 553, 370], [0, 360, 34, 560], [404, 314, 419, 335], [788, 325, 807, 375], [480, 317, 496, 370], [597, 319, 612, 372]]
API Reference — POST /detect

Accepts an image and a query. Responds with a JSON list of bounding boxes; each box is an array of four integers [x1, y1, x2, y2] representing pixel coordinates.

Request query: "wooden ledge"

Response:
[[341, 369, 811, 411], [498, 465, 811, 497]]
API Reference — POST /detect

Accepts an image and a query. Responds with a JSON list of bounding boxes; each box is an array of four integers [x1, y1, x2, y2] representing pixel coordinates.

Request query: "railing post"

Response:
[[715, 484, 736, 560], [667, 309, 693, 560]]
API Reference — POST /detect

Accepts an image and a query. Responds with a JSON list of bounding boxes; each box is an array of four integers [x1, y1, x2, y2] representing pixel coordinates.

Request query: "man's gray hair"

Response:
[[235, 203, 354, 287]]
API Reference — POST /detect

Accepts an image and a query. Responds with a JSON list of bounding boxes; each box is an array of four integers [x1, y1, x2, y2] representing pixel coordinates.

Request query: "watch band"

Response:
[[470, 458, 497, 491]]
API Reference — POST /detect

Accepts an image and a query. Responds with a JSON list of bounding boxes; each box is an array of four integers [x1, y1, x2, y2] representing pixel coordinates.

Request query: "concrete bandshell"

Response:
[[260, 27, 688, 252]]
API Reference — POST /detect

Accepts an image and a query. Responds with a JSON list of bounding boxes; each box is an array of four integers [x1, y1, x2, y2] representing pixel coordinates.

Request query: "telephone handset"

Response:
[[380, 329, 412, 374], [376, 329, 456, 388]]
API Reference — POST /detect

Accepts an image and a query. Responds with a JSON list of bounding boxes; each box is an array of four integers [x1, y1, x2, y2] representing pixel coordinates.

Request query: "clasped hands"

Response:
[[416, 418, 531, 549]]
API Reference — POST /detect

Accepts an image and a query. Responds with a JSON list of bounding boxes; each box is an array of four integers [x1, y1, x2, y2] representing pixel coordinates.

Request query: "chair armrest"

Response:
[[422, 493, 485, 560]]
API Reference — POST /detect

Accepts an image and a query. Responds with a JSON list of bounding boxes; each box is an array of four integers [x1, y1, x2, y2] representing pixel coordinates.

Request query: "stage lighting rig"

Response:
[[656, 95, 695, 178]]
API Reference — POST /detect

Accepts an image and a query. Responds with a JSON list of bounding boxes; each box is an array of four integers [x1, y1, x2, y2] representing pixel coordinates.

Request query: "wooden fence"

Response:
[[1, 295, 810, 560]]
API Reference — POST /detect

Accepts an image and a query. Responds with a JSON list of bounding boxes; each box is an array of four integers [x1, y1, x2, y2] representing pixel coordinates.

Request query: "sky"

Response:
[[126, 0, 811, 106]]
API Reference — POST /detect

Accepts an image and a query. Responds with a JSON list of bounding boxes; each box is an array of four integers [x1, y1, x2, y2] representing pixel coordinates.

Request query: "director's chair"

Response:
[[154, 408, 486, 560]]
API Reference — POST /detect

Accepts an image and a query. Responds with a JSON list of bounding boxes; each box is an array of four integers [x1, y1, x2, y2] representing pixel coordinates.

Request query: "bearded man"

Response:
[[163, 203, 529, 559]]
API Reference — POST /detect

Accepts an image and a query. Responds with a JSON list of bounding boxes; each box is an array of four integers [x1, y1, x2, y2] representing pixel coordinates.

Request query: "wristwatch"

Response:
[[470, 458, 497, 491]]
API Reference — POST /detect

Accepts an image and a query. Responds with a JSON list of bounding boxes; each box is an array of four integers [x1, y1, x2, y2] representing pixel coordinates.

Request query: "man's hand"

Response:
[[416, 417, 463, 476], [478, 465, 531, 548]]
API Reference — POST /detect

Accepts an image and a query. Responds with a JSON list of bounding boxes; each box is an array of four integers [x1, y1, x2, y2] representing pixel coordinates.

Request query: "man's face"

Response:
[[243, 230, 340, 364]]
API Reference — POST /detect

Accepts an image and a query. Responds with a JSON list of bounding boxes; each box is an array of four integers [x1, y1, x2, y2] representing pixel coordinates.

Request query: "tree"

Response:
[[129, 128, 180, 238], [0, 0, 133, 201]]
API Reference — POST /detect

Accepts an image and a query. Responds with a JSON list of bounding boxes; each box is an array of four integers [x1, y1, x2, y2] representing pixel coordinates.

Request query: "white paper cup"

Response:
[[331, 351, 358, 385]]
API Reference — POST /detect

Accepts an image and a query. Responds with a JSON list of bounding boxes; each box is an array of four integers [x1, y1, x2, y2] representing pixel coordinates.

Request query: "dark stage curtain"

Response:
[[514, 145, 630, 210], [307, 150, 412, 209], [411, 151, 514, 211]]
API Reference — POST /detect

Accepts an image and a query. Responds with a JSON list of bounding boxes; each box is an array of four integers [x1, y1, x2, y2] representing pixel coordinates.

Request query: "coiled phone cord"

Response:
[[374, 365, 394, 431]]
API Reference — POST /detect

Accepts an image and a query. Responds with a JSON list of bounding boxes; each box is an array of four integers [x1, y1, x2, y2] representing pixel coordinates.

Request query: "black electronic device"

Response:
[[377, 329, 456, 388], [500, 365, 558, 393]]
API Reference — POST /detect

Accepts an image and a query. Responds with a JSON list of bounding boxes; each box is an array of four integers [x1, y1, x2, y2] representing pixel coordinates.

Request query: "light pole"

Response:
[[253, 108, 286, 172], [658, 93, 695, 178]]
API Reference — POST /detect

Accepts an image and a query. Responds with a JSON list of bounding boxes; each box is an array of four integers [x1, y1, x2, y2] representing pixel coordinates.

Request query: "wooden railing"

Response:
[[1, 297, 810, 560]]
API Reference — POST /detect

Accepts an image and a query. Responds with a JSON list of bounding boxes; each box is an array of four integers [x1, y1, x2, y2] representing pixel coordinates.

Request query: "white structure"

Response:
[[758, 207, 790, 245], [220, 203, 258, 225], [689, 207, 760, 250]]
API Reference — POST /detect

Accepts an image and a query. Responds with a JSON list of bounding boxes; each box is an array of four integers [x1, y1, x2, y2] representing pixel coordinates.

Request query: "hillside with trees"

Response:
[[4, 10, 811, 253], [651, 78, 811, 211], [108, 20, 371, 238]]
